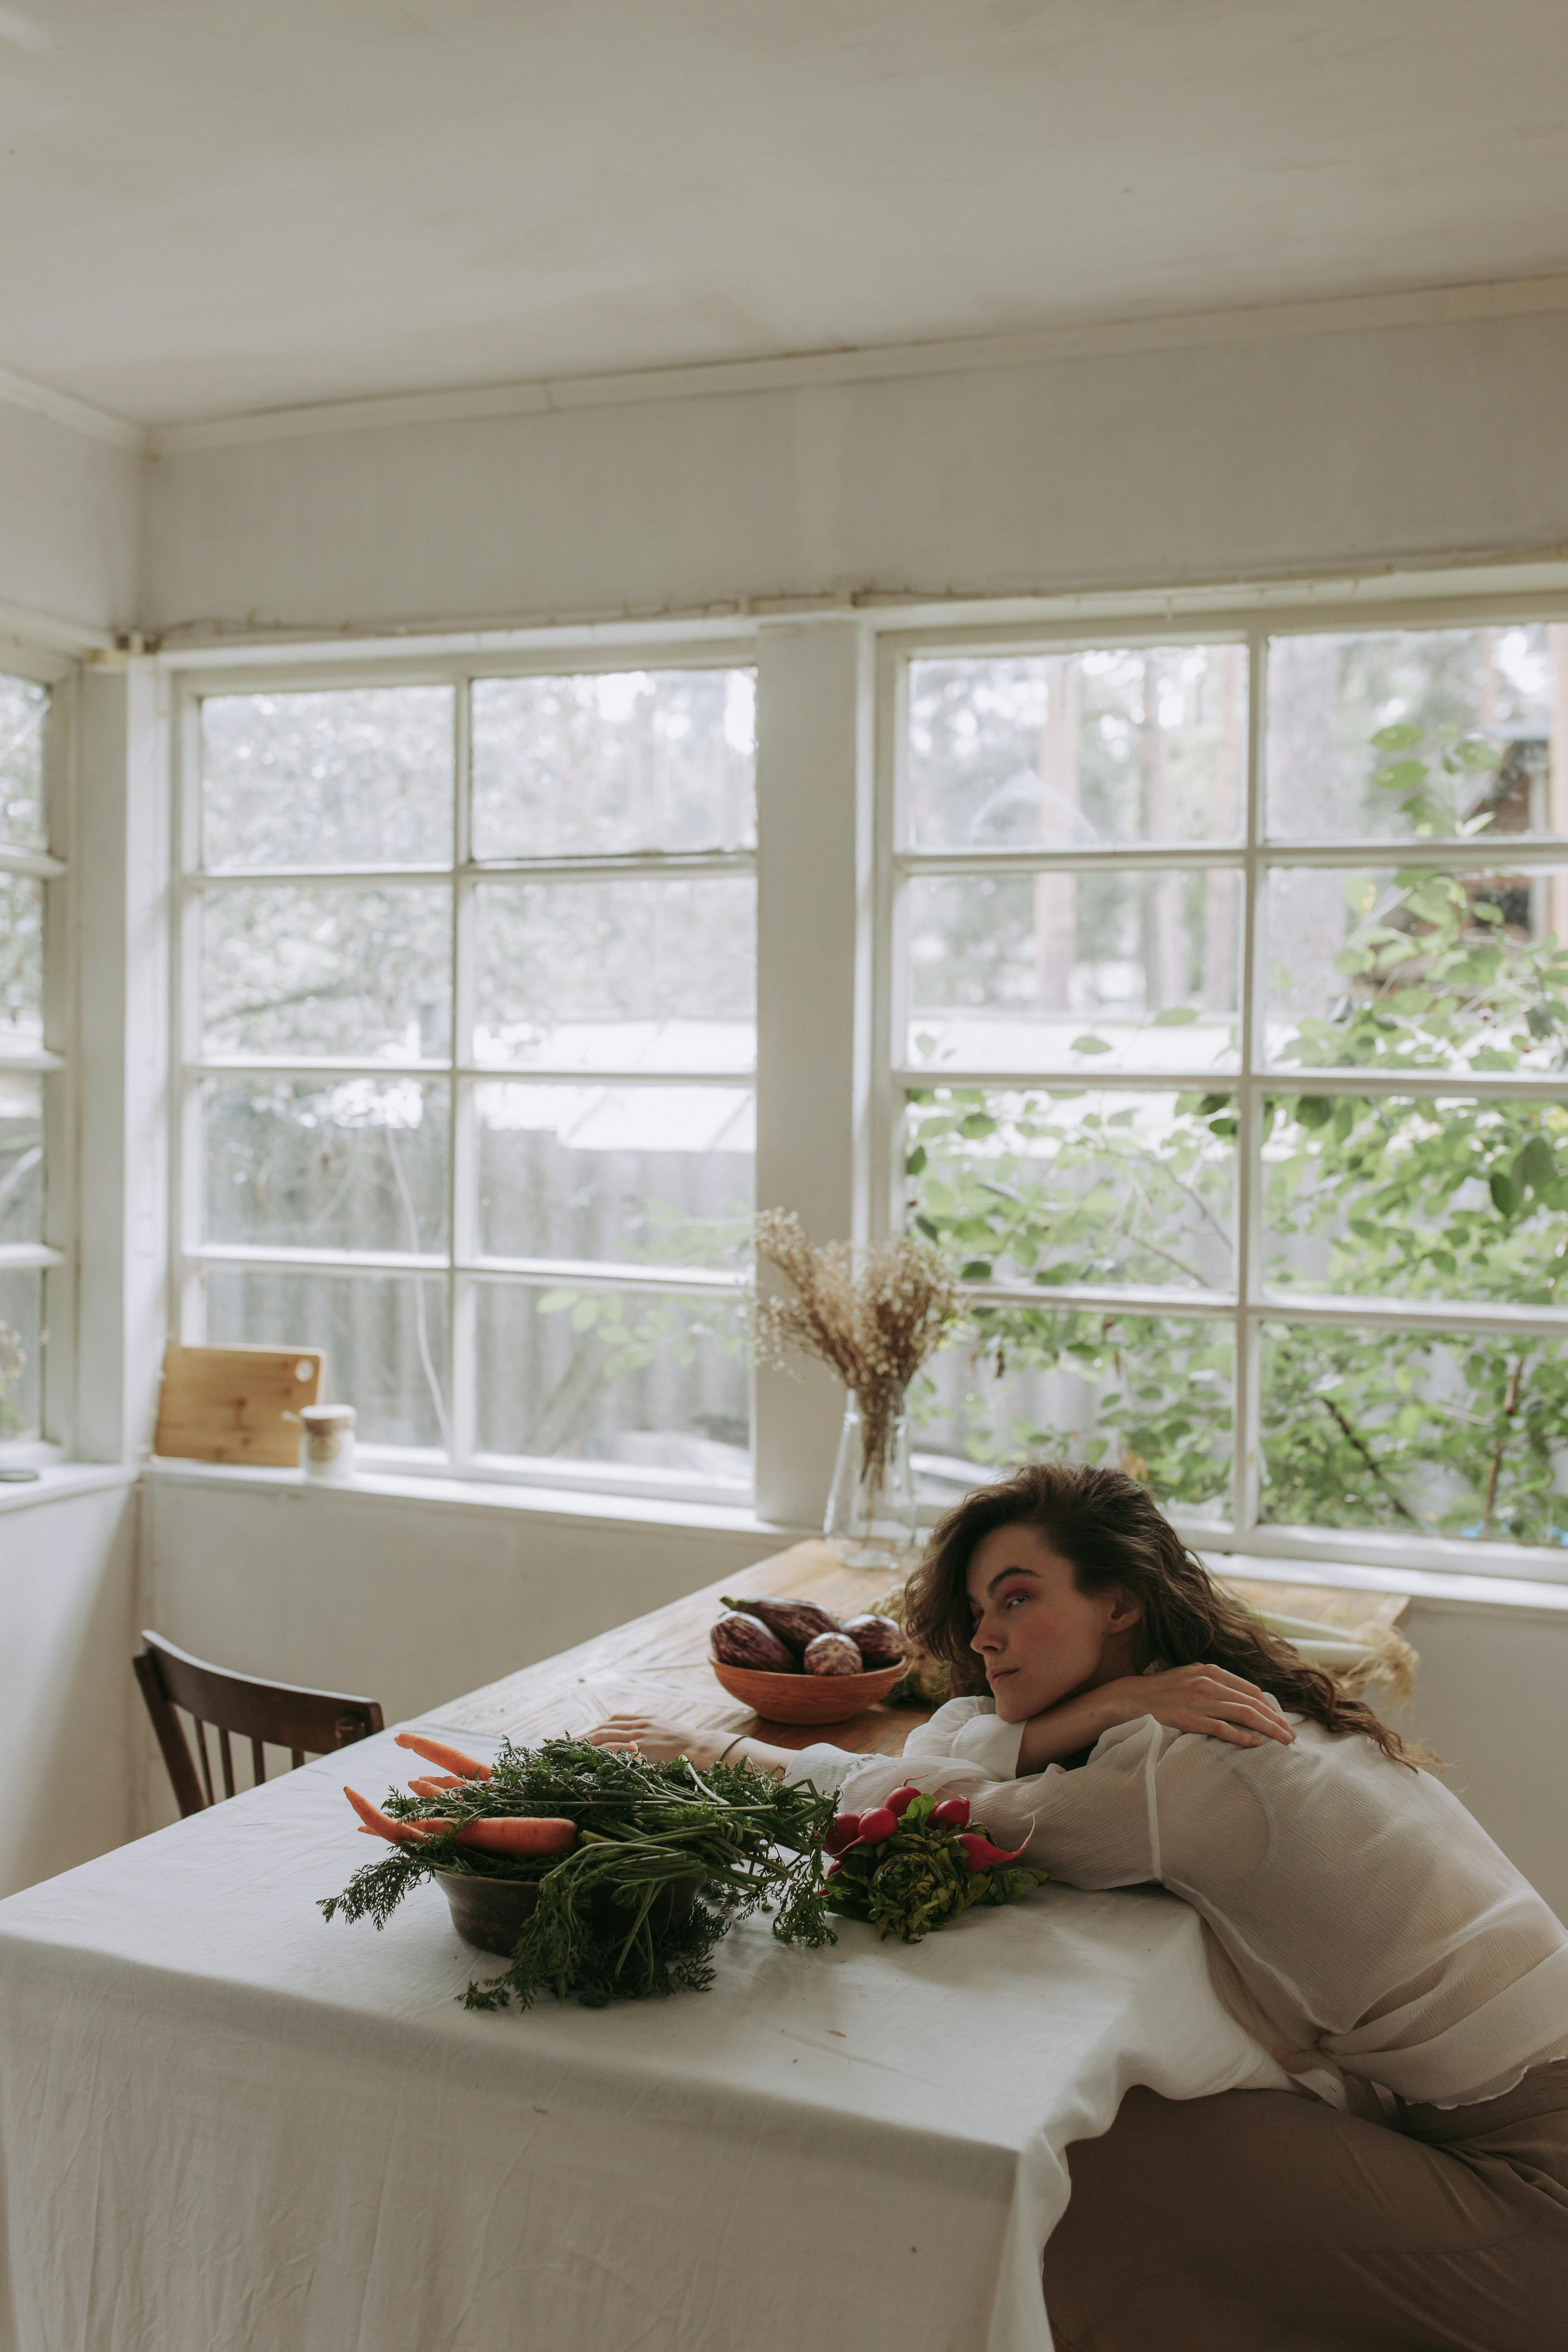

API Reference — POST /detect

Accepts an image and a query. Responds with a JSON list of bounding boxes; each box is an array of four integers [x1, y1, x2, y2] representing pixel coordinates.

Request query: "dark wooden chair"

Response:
[[133, 1631, 385, 1818]]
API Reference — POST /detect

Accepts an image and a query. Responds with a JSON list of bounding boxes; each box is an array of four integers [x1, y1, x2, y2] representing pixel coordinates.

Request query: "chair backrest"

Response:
[[134, 1631, 384, 1818]]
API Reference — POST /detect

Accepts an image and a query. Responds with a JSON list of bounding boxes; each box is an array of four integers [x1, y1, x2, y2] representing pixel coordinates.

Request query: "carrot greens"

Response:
[[320, 1736, 838, 2011]]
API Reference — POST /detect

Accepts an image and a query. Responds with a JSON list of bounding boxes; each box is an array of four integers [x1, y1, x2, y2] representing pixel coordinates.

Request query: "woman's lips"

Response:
[[987, 1664, 1017, 1683]]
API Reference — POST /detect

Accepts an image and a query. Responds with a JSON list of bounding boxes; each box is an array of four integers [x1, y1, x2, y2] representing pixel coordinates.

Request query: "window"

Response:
[[176, 662, 757, 1498], [888, 618, 1568, 1566], [0, 657, 67, 1450]]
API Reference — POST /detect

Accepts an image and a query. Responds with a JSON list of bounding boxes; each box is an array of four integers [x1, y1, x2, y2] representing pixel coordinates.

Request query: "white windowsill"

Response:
[[140, 1453, 809, 1544], [0, 1461, 140, 1517], [1193, 1546, 1568, 1622]]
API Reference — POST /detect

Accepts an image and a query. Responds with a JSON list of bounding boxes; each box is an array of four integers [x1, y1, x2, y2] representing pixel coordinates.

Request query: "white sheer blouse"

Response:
[[785, 1699, 1568, 2108]]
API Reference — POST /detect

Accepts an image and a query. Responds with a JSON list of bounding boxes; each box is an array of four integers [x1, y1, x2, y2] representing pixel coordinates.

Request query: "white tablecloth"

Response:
[[0, 1724, 1286, 2352]]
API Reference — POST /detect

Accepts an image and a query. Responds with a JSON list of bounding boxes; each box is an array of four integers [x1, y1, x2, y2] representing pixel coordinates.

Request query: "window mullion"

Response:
[[1233, 624, 1269, 1540], [870, 634, 903, 1245], [37, 671, 75, 1450], [448, 677, 474, 1470], [753, 616, 872, 1525], [174, 687, 207, 1344]]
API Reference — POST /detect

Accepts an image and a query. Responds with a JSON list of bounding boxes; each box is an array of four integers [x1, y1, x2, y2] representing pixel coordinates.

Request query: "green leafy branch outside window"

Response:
[[908, 718, 1568, 1548]]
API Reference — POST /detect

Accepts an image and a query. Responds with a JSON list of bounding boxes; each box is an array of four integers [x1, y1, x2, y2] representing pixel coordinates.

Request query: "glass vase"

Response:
[[824, 1393, 920, 1570]]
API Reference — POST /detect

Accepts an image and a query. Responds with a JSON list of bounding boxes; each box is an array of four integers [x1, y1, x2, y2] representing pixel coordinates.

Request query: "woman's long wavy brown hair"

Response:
[[905, 1460, 1429, 1768]]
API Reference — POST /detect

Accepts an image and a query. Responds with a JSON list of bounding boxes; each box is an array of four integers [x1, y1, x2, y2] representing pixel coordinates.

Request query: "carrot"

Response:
[[393, 1732, 493, 1781], [344, 1786, 451, 1846], [407, 1775, 462, 1799], [454, 1817, 577, 1858]]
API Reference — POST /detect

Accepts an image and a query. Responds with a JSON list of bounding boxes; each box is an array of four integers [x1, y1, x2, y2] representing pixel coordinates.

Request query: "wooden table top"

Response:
[[430, 1535, 1410, 1758], [435, 1539, 929, 1758]]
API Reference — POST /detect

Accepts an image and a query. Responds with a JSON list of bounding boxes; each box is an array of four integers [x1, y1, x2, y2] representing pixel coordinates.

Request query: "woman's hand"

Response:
[[585, 1714, 799, 1779], [586, 1714, 733, 1767], [1016, 1663, 1295, 1773], [1107, 1663, 1296, 1749]]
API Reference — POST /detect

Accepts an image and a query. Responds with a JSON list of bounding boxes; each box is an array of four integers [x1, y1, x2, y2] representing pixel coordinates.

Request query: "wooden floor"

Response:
[[433, 1536, 1410, 1760]]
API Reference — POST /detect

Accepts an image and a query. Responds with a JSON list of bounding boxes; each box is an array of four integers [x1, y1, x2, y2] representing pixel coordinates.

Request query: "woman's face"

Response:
[[965, 1521, 1140, 1723]]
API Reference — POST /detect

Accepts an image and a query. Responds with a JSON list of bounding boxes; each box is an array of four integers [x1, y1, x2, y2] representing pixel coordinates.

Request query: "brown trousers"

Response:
[[1041, 2061, 1568, 2352]]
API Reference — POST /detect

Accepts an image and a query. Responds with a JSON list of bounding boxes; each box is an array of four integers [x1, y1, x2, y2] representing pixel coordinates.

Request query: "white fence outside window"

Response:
[[172, 654, 758, 1503]]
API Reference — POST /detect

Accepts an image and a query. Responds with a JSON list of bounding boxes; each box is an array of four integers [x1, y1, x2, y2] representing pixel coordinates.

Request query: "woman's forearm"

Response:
[[722, 1734, 797, 1778], [1016, 1684, 1133, 1775], [736, 1691, 1124, 1787]]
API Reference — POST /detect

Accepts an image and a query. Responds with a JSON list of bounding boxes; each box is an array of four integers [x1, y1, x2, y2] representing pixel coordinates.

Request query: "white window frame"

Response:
[[0, 637, 76, 1457], [873, 582, 1568, 1588], [168, 639, 759, 1505], [159, 565, 1568, 1579]]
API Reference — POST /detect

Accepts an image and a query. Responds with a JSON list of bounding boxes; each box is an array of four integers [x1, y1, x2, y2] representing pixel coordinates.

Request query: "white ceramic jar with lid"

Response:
[[300, 1403, 356, 1482]]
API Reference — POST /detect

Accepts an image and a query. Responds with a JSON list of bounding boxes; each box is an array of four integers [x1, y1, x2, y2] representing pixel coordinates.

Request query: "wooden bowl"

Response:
[[710, 1657, 904, 1726]]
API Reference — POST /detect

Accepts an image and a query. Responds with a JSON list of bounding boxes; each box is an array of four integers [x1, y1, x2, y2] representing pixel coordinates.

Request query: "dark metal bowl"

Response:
[[432, 1866, 706, 1959], [432, 1867, 546, 1957]]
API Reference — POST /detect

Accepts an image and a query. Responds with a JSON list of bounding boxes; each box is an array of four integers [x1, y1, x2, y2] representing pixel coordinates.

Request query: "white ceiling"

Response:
[[0, 0, 1565, 428]]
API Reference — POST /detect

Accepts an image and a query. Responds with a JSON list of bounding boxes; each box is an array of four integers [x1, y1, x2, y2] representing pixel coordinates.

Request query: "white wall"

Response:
[[0, 400, 140, 638], [0, 1479, 139, 1897], [1404, 1598, 1568, 1925], [143, 309, 1568, 637]]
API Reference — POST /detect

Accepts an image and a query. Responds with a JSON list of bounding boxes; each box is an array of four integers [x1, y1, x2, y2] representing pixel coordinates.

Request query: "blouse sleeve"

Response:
[[783, 1706, 1165, 1887]]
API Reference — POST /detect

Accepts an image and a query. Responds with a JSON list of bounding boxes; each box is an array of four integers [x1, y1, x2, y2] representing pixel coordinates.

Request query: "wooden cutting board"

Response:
[[153, 1343, 325, 1467]]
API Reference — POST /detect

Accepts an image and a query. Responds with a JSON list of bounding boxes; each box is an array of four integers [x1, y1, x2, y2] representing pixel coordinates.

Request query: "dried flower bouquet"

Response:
[[751, 1210, 962, 1487]]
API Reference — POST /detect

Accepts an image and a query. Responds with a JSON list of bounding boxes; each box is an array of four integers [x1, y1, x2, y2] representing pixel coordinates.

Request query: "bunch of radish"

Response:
[[816, 1781, 1044, 1943], [824, 1785, 1027, 1871]]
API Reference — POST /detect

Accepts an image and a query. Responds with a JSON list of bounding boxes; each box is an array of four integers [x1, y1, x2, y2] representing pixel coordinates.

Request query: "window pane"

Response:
[[473, 876, 755, 1071], [1265, 624, 1562, 841], [905, 869, 1238, 1074], [477, 1083, 752, 1269], [907, 647, 1246, 850], [471, 670, 756, 858], [199, 688, 455, 869], [0, 1268, 42, 1439], [907, 1087, 1234, 1292], [1265, 863, 1568, 1077], [0, 873, 43, 1055], [475, 1281, 750, 1487], [0, 673, 47, 850], [201, 883, 451, 1059], [0, 1072, 43, 1244], [913, 1311, 1232, 1521], [203, 1077, 448, 1253], [205, 1268, 449, 1449], [1260, 1320, 1568, 1548], [1265, 1094, 1568, 1305]]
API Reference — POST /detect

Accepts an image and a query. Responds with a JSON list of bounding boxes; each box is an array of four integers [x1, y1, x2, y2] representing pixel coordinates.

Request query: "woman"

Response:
[[591, 1461, 1568, 2352]]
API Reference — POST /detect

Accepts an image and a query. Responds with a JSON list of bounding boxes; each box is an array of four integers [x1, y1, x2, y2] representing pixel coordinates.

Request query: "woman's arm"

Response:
[[586, 1715, 799, 1776], [585, 1708, 1199, 1888], [1016, 1664, 1296, 1775]]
